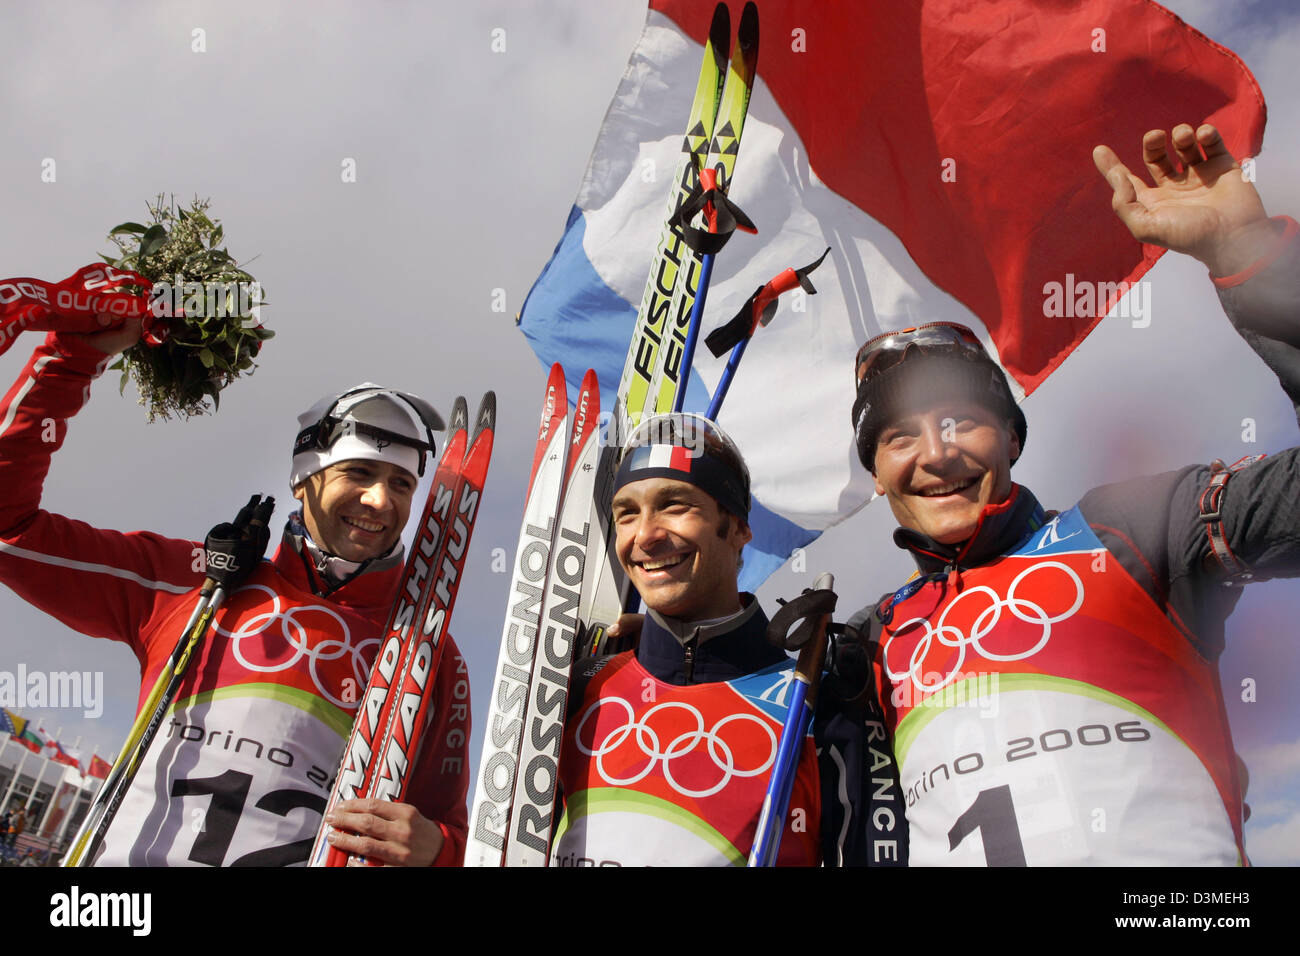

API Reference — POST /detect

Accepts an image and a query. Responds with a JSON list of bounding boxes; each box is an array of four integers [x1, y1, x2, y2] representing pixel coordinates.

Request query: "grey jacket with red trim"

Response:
[[848, 220, 1300, 864], [853, 222, 1300, 654]]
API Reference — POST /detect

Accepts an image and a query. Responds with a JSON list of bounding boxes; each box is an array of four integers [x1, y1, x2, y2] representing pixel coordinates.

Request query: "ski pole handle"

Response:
[[703, 248, 829, 421], [749, 571, 835, 867], [63, 494, 275, 867]]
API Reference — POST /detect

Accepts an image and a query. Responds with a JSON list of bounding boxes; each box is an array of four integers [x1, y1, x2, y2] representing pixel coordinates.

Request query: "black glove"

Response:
[[203, 494, 275, 590], [765, 586, 838, 652], [822, 623, 872, 707]]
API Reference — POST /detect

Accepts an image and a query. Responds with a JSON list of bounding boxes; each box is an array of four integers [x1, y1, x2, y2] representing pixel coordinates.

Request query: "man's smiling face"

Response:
[[293, 459, 416, 562], [872, 401, 1019, 545], [612, 477, 751, 621]]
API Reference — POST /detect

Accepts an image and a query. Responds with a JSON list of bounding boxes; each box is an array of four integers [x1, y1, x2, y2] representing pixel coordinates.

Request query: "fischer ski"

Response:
[[616, 1, 729, 428], [577, 2, 761, 657], [653, 0, 760, 417], [310, 392, 494, 867], [580, 3, 760, 654], [574, 399, 628, 660], [465, 365, 569, 866]]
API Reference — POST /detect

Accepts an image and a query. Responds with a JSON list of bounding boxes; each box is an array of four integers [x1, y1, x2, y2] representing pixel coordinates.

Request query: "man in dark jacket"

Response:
[[553, 413, 868, 865], [847, 122, 1298, 865]]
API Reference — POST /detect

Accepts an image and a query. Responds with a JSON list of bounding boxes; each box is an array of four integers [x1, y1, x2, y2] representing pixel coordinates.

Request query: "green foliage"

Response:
[[106, 195, 273, 421]]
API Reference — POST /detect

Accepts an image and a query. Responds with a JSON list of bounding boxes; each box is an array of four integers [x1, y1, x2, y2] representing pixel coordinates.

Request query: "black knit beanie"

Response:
[[852, 348, 1027, 473]]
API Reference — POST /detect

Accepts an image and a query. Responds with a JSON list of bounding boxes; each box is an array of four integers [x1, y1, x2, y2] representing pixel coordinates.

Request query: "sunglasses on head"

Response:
[[853, 323, 988, 386]]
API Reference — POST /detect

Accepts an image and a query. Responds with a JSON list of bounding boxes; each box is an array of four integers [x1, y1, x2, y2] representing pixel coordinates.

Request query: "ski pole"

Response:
[[63, 494, 275, 867], [749, 571, 836, 867], [704, 248, 829, 419], [671, 167, 757, 415]]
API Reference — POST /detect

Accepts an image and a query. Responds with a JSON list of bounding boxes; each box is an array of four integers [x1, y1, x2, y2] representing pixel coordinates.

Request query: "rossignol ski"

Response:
[[503, 369, 604, 865], [465, 365, 569, 865], [310, 392, 494, 867]]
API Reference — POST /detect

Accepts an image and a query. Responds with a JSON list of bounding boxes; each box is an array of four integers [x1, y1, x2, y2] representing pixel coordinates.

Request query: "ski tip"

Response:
[[739, 1, 758, 48], [450, 396, 469, 433], [473, 391, 497, 436], [569, 372, 601, 465], [546, 363, 568, 400], [708, 3, 730, 52]]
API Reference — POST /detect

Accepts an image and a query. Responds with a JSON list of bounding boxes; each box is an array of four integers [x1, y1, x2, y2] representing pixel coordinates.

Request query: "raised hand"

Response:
[[60, 312, 145, 356], [1093, 123, 1275, 276]]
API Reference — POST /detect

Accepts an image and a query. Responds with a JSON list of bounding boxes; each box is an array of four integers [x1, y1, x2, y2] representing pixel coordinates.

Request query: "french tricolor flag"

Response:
[[519, 0, 1265, 589], [629, 443, 696, 475]]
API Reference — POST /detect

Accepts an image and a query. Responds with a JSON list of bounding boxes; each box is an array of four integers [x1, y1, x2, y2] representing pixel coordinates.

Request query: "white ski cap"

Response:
[[291, 384, 443, 488]]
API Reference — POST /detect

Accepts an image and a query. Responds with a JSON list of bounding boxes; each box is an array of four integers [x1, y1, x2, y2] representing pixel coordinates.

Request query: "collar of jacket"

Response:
[[273, 522, 405, 611], [637, 595, 785, 686], [892, 483, 1047, 575]]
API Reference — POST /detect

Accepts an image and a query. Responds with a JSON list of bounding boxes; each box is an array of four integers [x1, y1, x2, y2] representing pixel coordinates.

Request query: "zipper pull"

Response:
[[684, 641, 696, 684]]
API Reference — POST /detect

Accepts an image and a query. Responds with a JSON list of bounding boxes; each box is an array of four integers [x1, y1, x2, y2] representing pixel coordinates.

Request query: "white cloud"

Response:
[[1245, 807, 1300, 865], [1241, 736, 1300, 782]]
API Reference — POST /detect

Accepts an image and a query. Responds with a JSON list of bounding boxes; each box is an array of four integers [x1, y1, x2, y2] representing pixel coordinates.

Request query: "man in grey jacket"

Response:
[[847, 121, 1299, 865]]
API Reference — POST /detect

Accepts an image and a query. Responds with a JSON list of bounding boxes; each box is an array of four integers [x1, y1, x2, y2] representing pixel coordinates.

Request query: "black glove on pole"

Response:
[[64, 494, 275, 867]]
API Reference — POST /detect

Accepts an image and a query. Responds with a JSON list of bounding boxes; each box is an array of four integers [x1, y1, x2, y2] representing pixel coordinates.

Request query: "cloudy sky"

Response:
[[1, 0, 1297, 865]]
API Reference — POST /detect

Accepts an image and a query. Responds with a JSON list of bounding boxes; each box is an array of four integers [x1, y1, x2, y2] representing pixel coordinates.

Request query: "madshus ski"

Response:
[[310, 392, 495, 867]]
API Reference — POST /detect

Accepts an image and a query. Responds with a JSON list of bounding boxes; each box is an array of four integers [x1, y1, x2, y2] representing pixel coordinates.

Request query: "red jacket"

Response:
[[0, 333, 470, 866]]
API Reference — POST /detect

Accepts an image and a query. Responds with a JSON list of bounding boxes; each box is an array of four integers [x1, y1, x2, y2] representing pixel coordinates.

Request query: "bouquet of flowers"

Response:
[[0, 196, 272, 421], [104, 196, 273, 420]]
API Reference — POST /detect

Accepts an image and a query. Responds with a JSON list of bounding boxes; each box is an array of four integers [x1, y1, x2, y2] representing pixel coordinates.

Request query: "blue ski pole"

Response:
[[703, 248, 830, 419], [749, 571, 836, 867]]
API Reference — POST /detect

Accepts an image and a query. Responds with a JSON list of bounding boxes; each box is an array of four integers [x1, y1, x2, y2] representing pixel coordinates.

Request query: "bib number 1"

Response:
[[947, 785, 1026, 866]]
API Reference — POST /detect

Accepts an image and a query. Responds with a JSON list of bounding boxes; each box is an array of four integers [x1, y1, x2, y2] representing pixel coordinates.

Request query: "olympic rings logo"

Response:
[[883, 561, 1085, 693], [216, 584, 378, 708], [574, 697, 777, 799]]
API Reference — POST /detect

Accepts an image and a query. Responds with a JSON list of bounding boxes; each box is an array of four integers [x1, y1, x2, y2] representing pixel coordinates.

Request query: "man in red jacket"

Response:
[[0, 316, 470, 866]]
